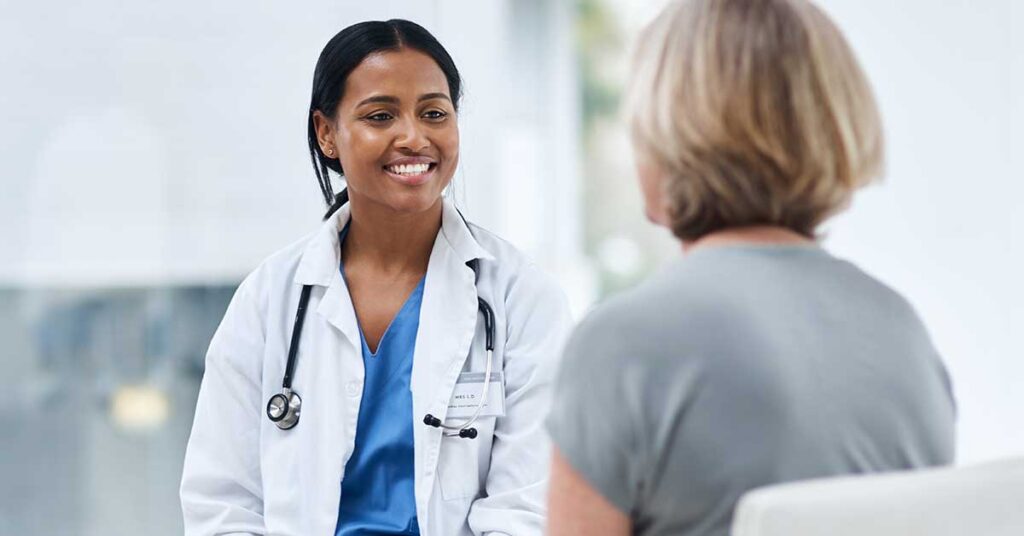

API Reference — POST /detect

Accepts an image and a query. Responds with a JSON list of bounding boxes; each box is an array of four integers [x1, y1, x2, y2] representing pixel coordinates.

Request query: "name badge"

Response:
[[446, 372, 505, 419]]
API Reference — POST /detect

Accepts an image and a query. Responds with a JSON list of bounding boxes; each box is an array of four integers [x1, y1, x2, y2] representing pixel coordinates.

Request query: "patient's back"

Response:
[[546, 244, 956, 536]]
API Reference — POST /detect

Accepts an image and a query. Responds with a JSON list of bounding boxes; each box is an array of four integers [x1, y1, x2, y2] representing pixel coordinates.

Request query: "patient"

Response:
[[545, 1, 956, 535]]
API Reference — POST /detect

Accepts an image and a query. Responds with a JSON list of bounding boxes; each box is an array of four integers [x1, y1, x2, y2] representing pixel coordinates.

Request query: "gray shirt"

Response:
[[546, 244, 955, 536]]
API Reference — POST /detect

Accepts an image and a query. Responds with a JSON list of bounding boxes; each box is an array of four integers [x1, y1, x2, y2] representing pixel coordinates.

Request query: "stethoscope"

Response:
[[266, 189, 497, 440]]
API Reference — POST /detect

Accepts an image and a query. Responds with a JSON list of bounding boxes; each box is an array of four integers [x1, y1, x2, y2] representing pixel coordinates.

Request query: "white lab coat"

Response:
[[180, 198, 572, 536]]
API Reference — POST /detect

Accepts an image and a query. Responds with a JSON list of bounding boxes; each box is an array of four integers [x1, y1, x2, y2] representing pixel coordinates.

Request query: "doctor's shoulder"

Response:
[[464, 222, 570, 319], [246, 229, 322, 293], [207, 229, 321, 358], [461, 222, 573, 373]]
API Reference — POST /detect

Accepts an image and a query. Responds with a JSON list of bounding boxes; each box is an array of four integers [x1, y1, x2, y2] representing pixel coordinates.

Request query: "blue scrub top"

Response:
[[336, 228, 423, 536]]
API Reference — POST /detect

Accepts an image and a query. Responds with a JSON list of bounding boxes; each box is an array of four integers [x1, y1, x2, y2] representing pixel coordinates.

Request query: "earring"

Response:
[[325, 148, 334, 156]]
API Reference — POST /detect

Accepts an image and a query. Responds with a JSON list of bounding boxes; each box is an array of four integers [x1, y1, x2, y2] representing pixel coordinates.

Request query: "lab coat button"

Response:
[[346, 381, 362, 397]]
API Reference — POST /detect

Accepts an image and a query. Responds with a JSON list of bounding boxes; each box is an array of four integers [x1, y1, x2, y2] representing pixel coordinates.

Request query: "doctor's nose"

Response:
[[394, 117, 430, 153]]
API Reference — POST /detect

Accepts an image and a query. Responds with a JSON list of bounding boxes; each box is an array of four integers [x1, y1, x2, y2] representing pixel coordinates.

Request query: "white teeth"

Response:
[[387, 163, 431, 175]]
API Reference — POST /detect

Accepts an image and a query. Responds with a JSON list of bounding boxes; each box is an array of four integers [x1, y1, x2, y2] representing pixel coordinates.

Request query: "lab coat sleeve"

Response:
[[180, 270, 268, 535], [466, 265, 573, 536]]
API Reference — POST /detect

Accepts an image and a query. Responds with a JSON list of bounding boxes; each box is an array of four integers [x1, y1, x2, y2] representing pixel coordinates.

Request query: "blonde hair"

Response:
[[626, 0, 884, 240]]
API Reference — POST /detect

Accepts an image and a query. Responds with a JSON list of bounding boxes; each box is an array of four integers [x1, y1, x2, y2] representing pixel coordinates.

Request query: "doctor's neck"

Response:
[[341, 195, 443, 275]]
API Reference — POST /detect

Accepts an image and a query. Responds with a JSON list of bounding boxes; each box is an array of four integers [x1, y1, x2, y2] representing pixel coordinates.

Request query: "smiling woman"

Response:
[[306, 21, 464, 358], [179, 18, 572, 536], [307, 20, 463, 220], [313, 48, 460, 215]]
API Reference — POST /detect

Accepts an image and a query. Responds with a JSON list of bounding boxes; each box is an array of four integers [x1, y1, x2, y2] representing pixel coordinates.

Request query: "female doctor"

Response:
[[180, 19, 571, 536]]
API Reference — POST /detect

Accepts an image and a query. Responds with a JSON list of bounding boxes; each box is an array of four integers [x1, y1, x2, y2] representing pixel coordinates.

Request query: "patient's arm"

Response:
[[547, 447, 631, 536]]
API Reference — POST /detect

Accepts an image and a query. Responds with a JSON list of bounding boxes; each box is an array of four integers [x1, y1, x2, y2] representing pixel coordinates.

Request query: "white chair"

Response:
[[731, 458, 1024, 536]]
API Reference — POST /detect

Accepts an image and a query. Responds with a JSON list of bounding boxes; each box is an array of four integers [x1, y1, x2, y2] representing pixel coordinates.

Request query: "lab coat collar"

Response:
[[293, 197, 493, 288], [291, 197, 492, 353], [439, 198, 496, 266], [293, 202, 350, 288]]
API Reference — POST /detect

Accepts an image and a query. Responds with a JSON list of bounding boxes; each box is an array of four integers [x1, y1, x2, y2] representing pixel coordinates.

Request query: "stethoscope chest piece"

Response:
[[264, 202, 496, 439], [267, 388, 302, 430]]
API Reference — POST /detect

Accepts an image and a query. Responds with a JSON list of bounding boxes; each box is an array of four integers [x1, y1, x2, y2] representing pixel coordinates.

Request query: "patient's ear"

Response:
[[635, 158, 671, 228]]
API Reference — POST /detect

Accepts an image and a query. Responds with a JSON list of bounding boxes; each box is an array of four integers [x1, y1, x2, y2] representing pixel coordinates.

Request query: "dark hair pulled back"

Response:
[[307, 19, 463, 220]]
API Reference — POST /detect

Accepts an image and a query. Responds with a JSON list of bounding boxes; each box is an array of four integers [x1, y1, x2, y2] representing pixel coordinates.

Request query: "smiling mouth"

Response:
[[384, 162, 436, 176]]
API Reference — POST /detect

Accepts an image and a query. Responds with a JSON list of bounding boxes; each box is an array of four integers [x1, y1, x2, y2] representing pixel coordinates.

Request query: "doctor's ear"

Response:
[[312, 110, 338, 159]]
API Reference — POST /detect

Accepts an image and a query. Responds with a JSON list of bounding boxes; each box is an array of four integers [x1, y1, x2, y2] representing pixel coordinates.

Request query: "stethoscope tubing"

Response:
[[266, 194, 497, 439]]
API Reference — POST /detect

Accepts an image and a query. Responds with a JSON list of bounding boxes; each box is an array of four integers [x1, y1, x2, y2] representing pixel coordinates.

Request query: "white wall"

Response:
[[0, 0, 582, 288], [619, 0, 1023, 464]]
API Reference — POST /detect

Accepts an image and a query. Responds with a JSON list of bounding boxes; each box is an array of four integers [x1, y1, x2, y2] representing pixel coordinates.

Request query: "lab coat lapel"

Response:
[[411, 236, 477, 407], [411, 200, 490, 514], [294, 204, 360, 353], [317, 268, 361, 353]]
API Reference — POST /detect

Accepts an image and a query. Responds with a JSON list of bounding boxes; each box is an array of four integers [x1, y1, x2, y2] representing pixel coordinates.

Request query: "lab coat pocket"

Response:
[[437, 434, 484, 501]]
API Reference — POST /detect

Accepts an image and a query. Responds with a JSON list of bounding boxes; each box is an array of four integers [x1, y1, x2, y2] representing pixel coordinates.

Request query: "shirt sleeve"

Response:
[[544, 307, 646, 515]]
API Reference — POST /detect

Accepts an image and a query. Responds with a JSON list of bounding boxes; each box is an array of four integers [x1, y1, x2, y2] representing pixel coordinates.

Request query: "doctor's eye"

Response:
[[365, 112, 394, 123], [422, 110, 448, 121]]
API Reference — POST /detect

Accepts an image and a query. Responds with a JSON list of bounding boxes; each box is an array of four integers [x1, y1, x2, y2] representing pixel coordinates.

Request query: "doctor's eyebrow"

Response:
[[417, 92, 451, 103], [355, 93, 451, 107]]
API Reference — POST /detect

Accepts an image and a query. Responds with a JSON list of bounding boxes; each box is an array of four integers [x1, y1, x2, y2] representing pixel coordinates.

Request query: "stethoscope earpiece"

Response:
[[424, 413, 479, 439]]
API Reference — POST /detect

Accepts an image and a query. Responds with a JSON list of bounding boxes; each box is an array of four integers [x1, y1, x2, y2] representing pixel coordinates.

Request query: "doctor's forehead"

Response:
[[341, 48, 451, 107]]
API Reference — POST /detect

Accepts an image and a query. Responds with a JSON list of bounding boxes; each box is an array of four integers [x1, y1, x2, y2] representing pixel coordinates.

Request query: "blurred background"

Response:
[[0, 0, 1020, 533]]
